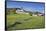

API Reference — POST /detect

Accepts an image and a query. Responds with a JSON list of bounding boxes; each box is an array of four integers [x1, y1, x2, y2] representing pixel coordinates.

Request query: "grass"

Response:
[[7, 14, 45, 30]]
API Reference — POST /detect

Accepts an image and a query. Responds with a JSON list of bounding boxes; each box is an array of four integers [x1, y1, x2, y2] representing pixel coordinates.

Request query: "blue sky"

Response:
[[7, 1, 45, 13]]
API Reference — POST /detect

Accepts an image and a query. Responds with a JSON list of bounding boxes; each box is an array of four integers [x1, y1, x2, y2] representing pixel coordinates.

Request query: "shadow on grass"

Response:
[[8, 22, 22, 28], [24, 17, 32, 21], [7, 17, 32, 29], [15, 27, 45, 30]]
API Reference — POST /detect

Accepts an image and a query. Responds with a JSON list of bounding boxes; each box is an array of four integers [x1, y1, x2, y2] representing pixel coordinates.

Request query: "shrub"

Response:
[[29, 12, 32, 16]]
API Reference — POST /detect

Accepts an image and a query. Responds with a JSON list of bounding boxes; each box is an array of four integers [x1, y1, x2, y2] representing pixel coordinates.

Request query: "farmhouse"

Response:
[[32, 14, 37, 16], [37, 13, 44, 16], [16, 8, 29, 14], [32, 13, 44, 16], [6, 8, 29, 14]]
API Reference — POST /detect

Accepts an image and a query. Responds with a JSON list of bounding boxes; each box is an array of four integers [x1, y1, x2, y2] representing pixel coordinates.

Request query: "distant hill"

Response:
[[6, 8, 44, 14]]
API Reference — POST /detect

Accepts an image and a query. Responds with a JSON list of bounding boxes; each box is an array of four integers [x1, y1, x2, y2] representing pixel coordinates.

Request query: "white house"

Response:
[[32, 14, 37, 16], [16, 8, 29, 14], [37, 13, 44, 16], [32, 13, 44, 16]]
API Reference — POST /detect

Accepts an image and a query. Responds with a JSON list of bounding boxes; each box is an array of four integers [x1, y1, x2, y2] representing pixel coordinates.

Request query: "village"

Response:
[[7, 7, 44, 16]]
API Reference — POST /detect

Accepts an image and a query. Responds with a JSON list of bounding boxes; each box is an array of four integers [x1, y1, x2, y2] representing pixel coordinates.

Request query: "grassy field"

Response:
[[7, 14, 45, 30]]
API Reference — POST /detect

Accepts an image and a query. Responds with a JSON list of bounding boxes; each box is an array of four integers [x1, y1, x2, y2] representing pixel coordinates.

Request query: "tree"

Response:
[[6, 10, 10, 15], [34, 11, 39, 14], [29, 12, 33, 16], [34, 11, 42, 15], [13, 9, 17, 14]]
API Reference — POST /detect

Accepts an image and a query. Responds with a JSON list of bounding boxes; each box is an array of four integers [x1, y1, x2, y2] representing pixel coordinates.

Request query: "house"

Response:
[[32, 13, 44, 16], [7, 8, 29, 14], [16, 8, 29, 14], [37, 13, 44, 16], [32, 14, 37, 16]]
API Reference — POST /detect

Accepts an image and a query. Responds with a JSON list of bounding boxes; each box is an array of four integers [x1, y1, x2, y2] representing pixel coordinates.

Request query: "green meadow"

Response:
[[7, 14, 45, 30]]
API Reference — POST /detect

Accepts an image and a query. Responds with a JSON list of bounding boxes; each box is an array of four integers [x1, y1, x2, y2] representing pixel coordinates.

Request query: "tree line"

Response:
[[6, 8, 42, 16]]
